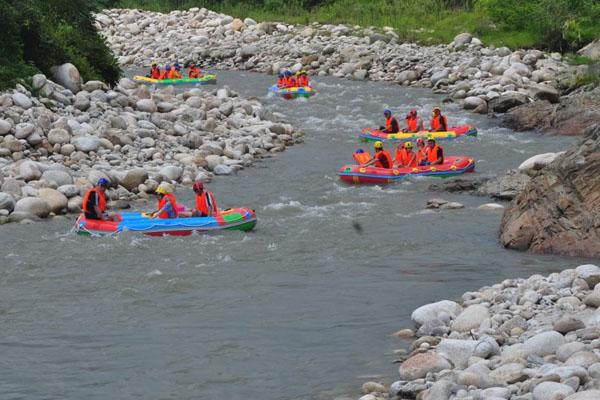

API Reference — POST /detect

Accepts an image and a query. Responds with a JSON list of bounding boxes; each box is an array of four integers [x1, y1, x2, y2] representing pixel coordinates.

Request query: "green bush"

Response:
[[0, 0, 120, 91]]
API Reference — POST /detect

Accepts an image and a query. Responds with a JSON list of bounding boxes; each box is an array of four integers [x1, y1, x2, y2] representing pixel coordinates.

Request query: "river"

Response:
[[0, 71, 590, 400]]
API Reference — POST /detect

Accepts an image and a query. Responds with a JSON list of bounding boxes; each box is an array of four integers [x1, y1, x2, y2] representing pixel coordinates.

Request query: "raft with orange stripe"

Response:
[[338, 156, 475, 184], [75, 208, 257, 237]]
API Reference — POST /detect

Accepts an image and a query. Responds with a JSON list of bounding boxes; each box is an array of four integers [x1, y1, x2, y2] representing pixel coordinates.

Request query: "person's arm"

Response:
[[361, 156, 377, 167], [391, 119, 399, 133], [432, 148, 443, 165], [150, 202, 168, 219], [408, 152, 417, 167]]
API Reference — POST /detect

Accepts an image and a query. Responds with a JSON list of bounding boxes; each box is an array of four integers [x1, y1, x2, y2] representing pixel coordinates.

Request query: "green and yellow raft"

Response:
[[133, 74, 217, 85]]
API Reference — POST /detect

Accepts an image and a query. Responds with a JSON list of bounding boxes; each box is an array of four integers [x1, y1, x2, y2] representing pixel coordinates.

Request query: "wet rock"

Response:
[[463, 96, 488, 113], [500, 125, 600, 257], [14, 197, 50, 218], [399, 352, 452, 380], [411, 300, 462, 327]]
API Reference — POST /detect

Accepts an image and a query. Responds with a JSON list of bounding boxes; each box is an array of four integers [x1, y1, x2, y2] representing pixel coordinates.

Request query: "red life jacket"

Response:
[[430, 114, 448, 131], [385, 116, 399, 133], [82, 188, 106, 214], [395, 147, 417, 168], [406, 116, 418, 132], [284, 77, 293, 87], [150, 66, 161, 79], [277, 78, 286, 88], [416, 147, 426, 164], [297, 75, 309, 87], [374, 149, 393, 169], [353, 152, 372, 164], [159, 70, 168, 80], [195, 191, 218, 216], [158, 193, 178, 219], [188, 67, 200, 78], [426, 145, 444, 164]]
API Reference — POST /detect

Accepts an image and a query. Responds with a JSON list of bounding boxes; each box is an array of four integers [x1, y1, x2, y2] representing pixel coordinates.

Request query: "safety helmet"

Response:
[[165, 64, 171, 71], [300, 70, 307, 75], [374, 141, 384, 150], [416, 138, 425, 145], [278, 72, 284, 78], [192, 181, 204, 191], [433, 106, 441, 113], [97, 178, 109, 187], [355, 148, 364, 154], [409, 108, 417, 116], [404, 141, 413, 149], [284, 70, 292, 77], [383, 108, 392, 116], [151, 61, 157, 66], [155, 186, 168, 195]]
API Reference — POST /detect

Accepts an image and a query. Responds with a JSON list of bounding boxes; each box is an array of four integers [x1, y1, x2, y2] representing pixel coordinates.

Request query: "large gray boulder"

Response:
[[73, 136, 101, 152], [41, 169, 73, 186], [452, 32, 473, 47], [19, 161, 42, 181], [15, 123, 35, 139], [522, 331, 565, 356], [489, 92, 529, 113], [399, 352, 451, 380], [0, 119, 12, 135], [578, 39, 600, 61], [52, 63, 82, 93], [136, 99, 157, 113], [411, 300, 462, 327], [532, 382, 574, 400], [451, 304, 489, 332], [47, 128, 71, 145], [14, 197, 51, 218], [158, 165, 183, 181], [12, 93, 33, 109], [120, 169, 148, 191]]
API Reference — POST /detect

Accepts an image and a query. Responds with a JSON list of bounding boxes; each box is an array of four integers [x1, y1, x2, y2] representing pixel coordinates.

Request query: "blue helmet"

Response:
[[165, 64, 171, 71], [97, 178, 109, 187], [355, 148, 365, 154], [278, 72, 284, 78], [383, 108, 392, 116], [284, 70, 292, 77]]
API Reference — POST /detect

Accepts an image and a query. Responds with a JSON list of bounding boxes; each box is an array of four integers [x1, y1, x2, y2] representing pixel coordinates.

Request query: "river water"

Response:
[[1, 71, 591, 400]]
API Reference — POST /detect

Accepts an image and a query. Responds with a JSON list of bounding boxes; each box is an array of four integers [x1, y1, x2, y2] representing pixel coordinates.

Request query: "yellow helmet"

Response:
[[374, 141, 384, 149], [404, 141, 413, 149], [155, 186, 168, 195]]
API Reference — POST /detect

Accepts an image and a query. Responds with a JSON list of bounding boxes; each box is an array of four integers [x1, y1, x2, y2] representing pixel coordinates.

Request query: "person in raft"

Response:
[[422, 138, 444, 166], [150, 186, 179, 219], [82, 178, 119, 221], [159, 64, 170, 80], [430, 106, 448, 132], [415, 138, 427, 165], [361, 141, 393, 169], [277, 72, 286, 88], [403, 109, 423, 133], [188, 62, 202, 78], [379, 109, 400, 133], [296, 71, 310, 87], [169, 62, 182, 79], [192, 181, 218, 217], [394, 141, 418, 168], [148, 61, 161, 79]]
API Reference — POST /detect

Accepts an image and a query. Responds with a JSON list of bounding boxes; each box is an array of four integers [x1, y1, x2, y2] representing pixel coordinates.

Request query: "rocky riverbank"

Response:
[[356, 264, 600, 400], [96, 8, 584, 121], [0, 64, 302, 224]]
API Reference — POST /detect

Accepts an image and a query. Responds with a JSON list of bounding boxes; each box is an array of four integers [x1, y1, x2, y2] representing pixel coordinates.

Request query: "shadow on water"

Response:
[[0, 70, 592, 400]]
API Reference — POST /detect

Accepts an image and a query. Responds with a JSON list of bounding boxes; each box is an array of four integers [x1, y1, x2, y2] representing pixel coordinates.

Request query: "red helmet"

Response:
[[193, 181, 204, 191], [409, 109, 417, 115]]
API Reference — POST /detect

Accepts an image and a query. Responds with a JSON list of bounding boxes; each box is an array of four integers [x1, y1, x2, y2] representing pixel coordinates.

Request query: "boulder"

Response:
[[518, 152, 562, 173], [451, 304, 489, 332], [52, 63, 82, 93], [576, 264, 600, 287], [41, 169, 73, 186], [120, 169, 148, 191], [73, 136, 101, 152], [565, 351, 600, 368], [57, 184, 80, 198], [47, 128, 71, 145], [564, 391, 600, 400], [528, 83, 560, 103], [463, 96, 488, 113], [522, 331, 565, 356], [12, 93, 33, 109], [0, 192, 15, 212], [0, 119, 12, 135], [14, 197, 51, 218], [15, 123, 35, 139], [136, 99, 157, 113], [489, 92, 529, 113], [412, 300, 462, 327], [240, 45, 258, 60], [533, 382, 575, 400], [158, 165, 183, 181], [37, 188, 68, 214], [82, 81, 107, 92], [32, 74, 47, 90], [489, 362, 527, 384], [554, 316, 585, 334], [19, 161, 42, 181], [399, 352, 452, 380], [213, 164, 233, 175], [578, 39, 600, 61], [452, 32, 473, 47], [431, 69, 450, 86]]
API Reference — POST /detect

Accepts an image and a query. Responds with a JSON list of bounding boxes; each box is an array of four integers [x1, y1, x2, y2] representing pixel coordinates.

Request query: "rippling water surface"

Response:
[[1, 71, 590, 400]]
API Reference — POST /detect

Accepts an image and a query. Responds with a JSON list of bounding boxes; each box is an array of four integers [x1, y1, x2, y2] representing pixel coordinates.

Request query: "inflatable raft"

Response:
[[75, 208, 256, 237], [269, 85, 316, 99], [359, 125, 477, 143], [338, 156, 475, 184], [133, 74, 217, 85]]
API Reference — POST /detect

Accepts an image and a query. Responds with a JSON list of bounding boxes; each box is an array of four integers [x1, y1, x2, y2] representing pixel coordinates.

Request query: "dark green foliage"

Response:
[[0, 0, 120, 91]]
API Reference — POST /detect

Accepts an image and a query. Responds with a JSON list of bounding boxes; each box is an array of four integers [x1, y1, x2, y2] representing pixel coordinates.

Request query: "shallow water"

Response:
[[0, 70, 592, 400]]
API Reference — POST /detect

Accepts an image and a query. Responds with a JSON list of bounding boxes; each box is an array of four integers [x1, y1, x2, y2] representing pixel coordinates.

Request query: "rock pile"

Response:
[[96, 8, 576, 116], [0, 67, 302, 224], [358, 264, 600, 400]]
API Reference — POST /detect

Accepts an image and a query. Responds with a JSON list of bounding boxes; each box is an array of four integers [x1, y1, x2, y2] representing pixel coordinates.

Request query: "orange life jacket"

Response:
[[353, 151, 372, 164], [385, 116, 399, 133], [277, 78, 286, 88], [374, 149, 393, 169], [430, 114, 448, 132], [150, 66, 161, 79], [168, 69, 181, 79], [159, 70, 168, 80], [426, 145, 444, 163], [158, 193, 178, 219], [395, 147, 417, 168], [283, 77, 293, 87], [406, 116, 418, 132], [416, 147, 426, 164], [188, 67, 201, 78], [297, 75, 309, 87], [82, 188, 106, 214], [195, 191, 218, 216], [290, 77, 298, 87]]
